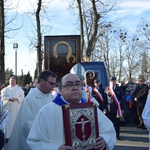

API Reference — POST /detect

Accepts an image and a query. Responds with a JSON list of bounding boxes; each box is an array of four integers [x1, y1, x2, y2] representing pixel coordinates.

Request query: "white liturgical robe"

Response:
[[142, 93, 150, 150], [27, 101, 116, 150], [0, 100, 9, 133], [5, 87, 54, 150], [1, 85, 24, 138]]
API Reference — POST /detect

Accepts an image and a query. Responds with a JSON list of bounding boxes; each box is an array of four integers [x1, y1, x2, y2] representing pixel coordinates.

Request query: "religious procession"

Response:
[[0, 57, 150, 150], [1, 0, 150, 149], [0, 33, 149, 150]]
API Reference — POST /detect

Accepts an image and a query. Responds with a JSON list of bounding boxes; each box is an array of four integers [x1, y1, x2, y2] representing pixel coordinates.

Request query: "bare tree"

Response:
[[0, 0, 5, 83], [0, 0, 23, 83], [36, 0, 42, 76], [136, 20, 150, 80], [66, 0, 150, 82], [95, 27, 126, 79], [22, 0, 53, 78], [68, 0, 119, 60], [96, 25, 113, 77], [115, 30, 127, 82], [122, 37, 141, 80], [84, 0, 101, 59], [76, 0, 84, 59], [95, 26, 145, 81], [141, 51, 149, 81]]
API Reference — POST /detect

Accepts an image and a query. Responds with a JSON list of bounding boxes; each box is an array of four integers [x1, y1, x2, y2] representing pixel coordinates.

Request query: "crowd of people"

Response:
[[79, 76, 150, 141], [0, 70, 149, 150]]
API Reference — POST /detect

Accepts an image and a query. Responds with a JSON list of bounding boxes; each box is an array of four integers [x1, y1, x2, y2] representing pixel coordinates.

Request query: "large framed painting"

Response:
[[62, 102, 99, 150], [44, 35, 81, 81]]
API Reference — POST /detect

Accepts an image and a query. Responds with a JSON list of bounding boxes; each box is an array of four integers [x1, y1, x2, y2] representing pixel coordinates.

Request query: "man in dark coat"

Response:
[[132, 77, 149, 129], [103, 77, 126, 140]]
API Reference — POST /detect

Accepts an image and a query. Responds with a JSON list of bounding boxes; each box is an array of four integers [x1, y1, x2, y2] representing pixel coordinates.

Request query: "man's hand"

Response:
[[58, 145, 74, 150], [9, 98, 18, 102], [103, 109, 107, 115], [122, 110, 125, 114], [9, 98, 15, 102], [134, 97, 138, 101], [94, 136, 106, 150]]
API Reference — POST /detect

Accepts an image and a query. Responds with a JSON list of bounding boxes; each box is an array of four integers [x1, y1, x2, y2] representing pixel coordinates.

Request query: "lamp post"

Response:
[[13, 43, 18, 77]]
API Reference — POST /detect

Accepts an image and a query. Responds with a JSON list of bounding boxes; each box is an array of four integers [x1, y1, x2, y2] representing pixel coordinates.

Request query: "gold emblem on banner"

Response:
[[53, 41, 76, 63]]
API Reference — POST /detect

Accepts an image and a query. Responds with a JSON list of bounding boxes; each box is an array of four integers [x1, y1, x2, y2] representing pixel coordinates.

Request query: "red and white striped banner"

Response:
[[93, 88, 103, 103], [108, 86, 122, 118]]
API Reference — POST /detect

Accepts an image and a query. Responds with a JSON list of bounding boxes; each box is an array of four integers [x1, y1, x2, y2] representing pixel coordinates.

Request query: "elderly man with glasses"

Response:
[[27, 73, 116, 150]]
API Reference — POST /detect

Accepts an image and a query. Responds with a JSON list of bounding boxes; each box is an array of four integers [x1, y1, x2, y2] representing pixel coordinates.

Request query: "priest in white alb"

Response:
[[27, 73, 116, 150], [1, 76, 25, 141]]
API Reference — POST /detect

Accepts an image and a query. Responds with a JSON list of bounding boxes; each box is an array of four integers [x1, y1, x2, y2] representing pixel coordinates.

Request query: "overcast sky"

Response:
[[5, 0, 150, 78]]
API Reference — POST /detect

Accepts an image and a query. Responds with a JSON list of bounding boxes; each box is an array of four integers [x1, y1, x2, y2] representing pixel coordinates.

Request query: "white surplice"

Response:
[[5, 87, 54, 150], [142, 93, 150, 150], [0, 100, 9, 134], [1, 85, 25, 138], [27, 102, 116, 150]]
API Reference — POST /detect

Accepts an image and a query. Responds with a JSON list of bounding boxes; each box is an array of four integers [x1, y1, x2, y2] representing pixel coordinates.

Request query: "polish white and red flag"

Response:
[[93, 88, 103, 103], [108, 86, 122, 118]]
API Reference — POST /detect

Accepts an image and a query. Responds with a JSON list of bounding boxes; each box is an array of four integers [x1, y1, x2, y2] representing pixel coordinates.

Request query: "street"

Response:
[[114, 123, 149, 150]]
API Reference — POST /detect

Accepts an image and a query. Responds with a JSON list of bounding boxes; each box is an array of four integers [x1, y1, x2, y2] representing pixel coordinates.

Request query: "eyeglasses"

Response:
[[139, 80, 144, 82], [62, 82, 82, 89], [45, 80, 56, 86]]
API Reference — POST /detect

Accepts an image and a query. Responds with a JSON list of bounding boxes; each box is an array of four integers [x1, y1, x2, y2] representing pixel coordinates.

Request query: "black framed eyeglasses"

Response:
[[62, 82, 82, 89], [45, 80, 56, 86]]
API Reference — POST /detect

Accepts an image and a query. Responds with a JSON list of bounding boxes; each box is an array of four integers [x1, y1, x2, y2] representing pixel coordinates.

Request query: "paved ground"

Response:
[[114, 123, 149, 150]]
